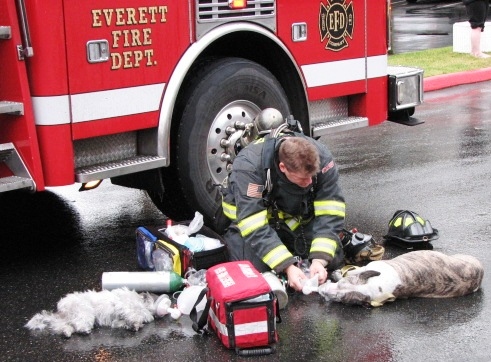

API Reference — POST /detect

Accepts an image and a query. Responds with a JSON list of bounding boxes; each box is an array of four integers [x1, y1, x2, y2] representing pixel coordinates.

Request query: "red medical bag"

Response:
[[192, 261, 281, 356]]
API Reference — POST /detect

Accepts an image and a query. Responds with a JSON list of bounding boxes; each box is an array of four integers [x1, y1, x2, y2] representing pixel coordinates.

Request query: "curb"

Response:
[[424, 67, 491, 92]]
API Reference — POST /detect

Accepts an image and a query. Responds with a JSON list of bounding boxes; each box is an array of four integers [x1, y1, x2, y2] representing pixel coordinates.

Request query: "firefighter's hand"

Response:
[[310, 259, 328, 285], [285, 264, 307, 291]]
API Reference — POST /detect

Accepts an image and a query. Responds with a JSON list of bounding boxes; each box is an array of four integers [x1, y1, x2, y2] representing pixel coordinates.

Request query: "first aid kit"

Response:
[[136, 217, 229, 277], [192, 261, 281, 356]]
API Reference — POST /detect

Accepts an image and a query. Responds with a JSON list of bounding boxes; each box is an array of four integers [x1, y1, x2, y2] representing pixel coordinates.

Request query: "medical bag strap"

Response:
[[190, 287, 211, 334]]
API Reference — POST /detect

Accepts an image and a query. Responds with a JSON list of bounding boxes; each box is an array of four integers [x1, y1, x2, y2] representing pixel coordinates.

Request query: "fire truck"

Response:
[[0, 0, 423, 227]]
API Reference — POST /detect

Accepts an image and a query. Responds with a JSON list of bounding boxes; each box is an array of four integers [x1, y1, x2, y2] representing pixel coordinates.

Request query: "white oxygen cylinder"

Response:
[[101, 271, 185, 293]]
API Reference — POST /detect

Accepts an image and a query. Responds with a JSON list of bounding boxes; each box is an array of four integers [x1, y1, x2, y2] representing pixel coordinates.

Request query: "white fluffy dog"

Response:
[[25, 288, 157, 338]]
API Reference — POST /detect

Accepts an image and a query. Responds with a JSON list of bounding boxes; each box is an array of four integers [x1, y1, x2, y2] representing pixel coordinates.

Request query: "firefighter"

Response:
[[221, 109, 345, 292]]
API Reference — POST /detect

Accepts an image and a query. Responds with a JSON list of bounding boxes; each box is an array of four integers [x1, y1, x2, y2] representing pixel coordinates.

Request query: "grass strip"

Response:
[[388, 46, 491, 78]]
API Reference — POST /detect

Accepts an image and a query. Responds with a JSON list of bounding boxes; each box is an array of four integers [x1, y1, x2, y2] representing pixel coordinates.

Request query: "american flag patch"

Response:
[[322, 160, 334, 174], [246, 183, 264, 198]]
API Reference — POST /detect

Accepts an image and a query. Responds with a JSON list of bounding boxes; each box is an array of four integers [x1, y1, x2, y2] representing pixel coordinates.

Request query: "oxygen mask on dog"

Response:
[[301, 275, 319, 295]]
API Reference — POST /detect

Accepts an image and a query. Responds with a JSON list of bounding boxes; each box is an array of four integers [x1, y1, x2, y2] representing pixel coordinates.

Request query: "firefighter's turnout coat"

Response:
[[222, 133, 346, 273]]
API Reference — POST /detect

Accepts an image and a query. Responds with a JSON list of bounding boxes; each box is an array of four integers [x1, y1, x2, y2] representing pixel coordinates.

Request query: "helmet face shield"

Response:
[[406, 219, 434, 237]]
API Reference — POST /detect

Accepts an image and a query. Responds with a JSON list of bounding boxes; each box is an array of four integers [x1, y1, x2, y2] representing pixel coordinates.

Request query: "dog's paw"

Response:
[[62, 330, 74, 338], [111, 319, 127, 329], [123, 321, 144, 332], [129, 315, 154, 331]]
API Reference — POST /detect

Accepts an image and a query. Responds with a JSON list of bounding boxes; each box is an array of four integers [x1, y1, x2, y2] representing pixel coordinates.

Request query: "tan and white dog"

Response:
[[318, 250, 484, 307]]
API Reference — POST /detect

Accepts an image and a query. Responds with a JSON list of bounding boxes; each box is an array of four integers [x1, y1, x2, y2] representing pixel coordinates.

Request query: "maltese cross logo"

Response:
[[319, 0, 354, 51]]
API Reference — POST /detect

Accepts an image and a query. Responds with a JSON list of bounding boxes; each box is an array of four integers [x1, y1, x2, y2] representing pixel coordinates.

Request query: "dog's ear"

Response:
[[358, 270, 381, 283]]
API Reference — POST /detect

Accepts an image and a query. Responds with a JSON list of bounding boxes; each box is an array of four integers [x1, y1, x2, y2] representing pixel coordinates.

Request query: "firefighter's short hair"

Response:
[[278, 137, 320, 175]]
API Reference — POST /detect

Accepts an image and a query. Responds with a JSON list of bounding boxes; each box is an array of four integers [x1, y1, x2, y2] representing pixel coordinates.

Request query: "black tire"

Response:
[[146, 166, 193, 222], [174, 57, 290, 227]]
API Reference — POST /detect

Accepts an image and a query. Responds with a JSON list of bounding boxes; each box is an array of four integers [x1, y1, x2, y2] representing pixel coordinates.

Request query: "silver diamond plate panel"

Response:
[[308, 98, 348, 125], [312, 116, 368, 138], [74, 132, 137, 168], [75, 155, 166, 183]]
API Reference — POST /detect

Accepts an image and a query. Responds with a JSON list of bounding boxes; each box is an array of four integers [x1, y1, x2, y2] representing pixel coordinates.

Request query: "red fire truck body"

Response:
[[0, 0, 423, 225]]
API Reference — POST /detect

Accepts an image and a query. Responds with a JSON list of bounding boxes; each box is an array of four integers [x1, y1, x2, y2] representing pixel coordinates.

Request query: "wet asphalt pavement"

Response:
[[1, 2, 491, 361]]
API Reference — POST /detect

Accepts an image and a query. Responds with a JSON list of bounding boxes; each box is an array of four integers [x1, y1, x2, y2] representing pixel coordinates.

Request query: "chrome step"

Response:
[[75, 155, 167, 183], [0, 175, 34, 192], [311, 116, 368, 138], [0, 145, 14, 163], [0, 26, 11, 39], [0, 101, 24, 115], [0, 143, 35, 192]]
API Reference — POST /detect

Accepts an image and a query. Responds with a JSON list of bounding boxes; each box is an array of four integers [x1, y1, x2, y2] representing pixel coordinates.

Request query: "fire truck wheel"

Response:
[[176, 57, 290, 228]]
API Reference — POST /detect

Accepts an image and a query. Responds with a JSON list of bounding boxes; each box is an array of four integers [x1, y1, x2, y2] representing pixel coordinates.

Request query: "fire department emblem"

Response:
[[319, 0, 354, 51]]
